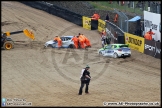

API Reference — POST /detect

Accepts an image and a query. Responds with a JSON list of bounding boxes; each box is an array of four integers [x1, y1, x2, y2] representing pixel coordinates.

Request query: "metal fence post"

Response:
[[120, 11, 129, 32], [114, 9, 129, 33]]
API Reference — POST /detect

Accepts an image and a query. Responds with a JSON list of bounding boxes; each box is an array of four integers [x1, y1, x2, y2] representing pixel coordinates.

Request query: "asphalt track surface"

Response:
[[2, 1, 160, 107]]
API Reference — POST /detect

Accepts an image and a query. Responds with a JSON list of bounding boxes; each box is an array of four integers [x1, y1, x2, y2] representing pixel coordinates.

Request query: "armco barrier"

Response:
[[20, 1, 97, 30], [124, 33, 145, 53], [20, 1, 82, 26], [144, 39, 161, 59], [19, 1, 52, 13], [49, 6, 82, 26]]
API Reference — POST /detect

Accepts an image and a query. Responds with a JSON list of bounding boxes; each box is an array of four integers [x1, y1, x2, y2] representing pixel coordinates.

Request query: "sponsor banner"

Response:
[[144, 39, 161, 59], [98, 19, 106, 32], [82, 16, 91, 30], [124, 33, 144, 53], [144, 11, 161, 42], [144, 39, 156, 57], [154, 41, 161, 59]]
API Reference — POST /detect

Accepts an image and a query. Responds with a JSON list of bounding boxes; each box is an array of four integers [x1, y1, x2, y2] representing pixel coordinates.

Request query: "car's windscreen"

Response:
[[105, 45, 112, 49], [119, 45, 128, 48], [105, 45, 117, 49], [66, 37, 71, 41]]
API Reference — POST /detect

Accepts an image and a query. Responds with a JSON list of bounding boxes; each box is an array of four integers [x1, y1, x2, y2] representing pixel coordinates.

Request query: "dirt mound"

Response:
[[2, 1, 160, 107]]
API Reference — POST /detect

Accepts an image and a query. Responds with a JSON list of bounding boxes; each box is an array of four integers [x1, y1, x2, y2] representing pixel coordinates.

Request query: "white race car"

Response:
[[98, 44, 131, 58], [44, 36, 75, 48]]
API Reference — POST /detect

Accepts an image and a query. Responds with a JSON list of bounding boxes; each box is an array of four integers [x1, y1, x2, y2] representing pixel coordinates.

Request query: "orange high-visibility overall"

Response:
[[54, 36, 62, 48], [144, 33, 152, 40], [147, 31, 155, 37], [79, 34, 86, 43], [72, 36, 79, 49], [91, 13, 100, 20], [114, 14, 118, 22], [82, 34, 91, 47], [78, 36, 85, 49]]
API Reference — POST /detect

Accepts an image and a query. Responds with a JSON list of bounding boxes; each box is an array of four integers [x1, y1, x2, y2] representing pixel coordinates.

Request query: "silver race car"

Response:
[[44, 36, 75, 48]]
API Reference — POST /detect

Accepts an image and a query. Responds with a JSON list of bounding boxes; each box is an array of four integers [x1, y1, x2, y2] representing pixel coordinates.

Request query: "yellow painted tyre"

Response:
[[3, 41, 14, 50]]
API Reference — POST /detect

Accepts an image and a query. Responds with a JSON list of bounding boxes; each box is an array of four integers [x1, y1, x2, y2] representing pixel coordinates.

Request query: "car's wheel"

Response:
[[3, 41, 14, 50], [99, 51, 103, 56], [68, 44, 74, 48], [128, 54, 131, 57], [113, 53, 118, 58], [44, 45, 47, 49]]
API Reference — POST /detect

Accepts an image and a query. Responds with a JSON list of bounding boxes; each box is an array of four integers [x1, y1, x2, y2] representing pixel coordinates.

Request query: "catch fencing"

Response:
[[105, 21, 125, 44], [114, 9, 129, 33], [108, 1, 161, 15]]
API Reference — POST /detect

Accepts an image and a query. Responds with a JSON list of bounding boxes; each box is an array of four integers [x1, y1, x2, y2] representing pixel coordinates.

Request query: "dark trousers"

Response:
[[79, 79, 90, 94], [103, 39, 107, 45], [106, 38, 111, 44]]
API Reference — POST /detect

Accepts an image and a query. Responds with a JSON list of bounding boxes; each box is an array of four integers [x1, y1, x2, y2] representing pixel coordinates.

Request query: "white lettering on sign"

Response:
[[145, 44, 155, 52]]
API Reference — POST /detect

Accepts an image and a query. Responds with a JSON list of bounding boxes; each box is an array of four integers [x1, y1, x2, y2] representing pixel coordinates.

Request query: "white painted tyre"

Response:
[[113, 53, 118, 58]]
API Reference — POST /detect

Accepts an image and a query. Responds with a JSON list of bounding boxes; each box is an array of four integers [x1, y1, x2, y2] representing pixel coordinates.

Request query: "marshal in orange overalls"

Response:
[[78, 35, 85, 49], [144, 33, 152, 40], [91, 13, 100, 20], [114, 14, 118, 23], [72, 36, 79, 49], [82, 34, 91, 47], [54, 36, 62, 48]]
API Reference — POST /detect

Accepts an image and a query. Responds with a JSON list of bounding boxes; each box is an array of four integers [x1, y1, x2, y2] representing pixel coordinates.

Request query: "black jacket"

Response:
[[82, 69, 91, 78], [80, 69, 91, 83]]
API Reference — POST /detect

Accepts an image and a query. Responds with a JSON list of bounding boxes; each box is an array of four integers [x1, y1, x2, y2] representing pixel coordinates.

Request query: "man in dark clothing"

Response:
[[78, 65, 91, 95], [105, 13, 109, 22]]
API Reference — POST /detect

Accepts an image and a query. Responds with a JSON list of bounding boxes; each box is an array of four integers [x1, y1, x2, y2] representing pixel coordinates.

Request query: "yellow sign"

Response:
[[82, 16, 91, 30], [98, 19, 106, 32], [124, 33, 144, 53]]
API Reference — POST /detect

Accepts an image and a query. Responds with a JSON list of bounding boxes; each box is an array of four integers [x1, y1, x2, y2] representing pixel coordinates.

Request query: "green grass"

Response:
[[89, 1, 148, 16]]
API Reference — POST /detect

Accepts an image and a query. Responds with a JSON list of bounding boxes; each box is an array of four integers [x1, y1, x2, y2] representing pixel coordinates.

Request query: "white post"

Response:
[[148, 7, 150, 11]]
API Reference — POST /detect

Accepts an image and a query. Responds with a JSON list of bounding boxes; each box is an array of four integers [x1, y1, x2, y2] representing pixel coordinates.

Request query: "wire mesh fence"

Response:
[[105, 1, 161, 15], [105, 21, 125, 44], [97, 1, 161, 34], [113, 9, 128, 33]]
